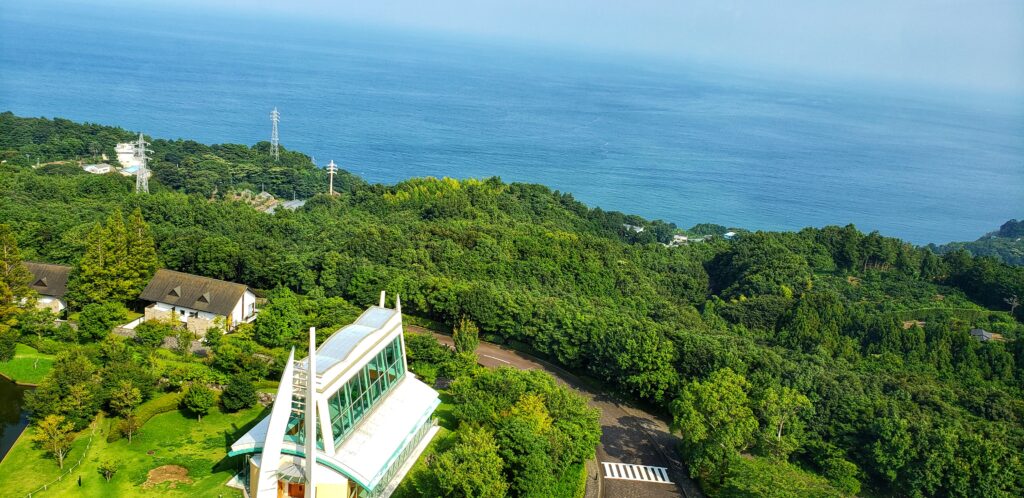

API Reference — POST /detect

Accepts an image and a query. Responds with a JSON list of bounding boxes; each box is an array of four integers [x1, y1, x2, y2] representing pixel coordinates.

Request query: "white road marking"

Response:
[[601, 462, 673, 484], [480, 354, 512, 365]]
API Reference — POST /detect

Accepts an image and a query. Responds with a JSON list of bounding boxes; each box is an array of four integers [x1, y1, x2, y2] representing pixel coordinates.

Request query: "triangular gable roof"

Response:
[[24, 262, 72, 298], [139, 269, 248, 316]]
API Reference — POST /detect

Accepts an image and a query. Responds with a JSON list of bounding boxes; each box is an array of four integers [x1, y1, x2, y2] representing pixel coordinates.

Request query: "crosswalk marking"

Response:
[[601, 462, 673, 484]]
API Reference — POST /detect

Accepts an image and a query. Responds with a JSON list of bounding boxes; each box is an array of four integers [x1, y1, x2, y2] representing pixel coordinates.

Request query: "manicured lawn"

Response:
[[0, 343, 55, 385], [0, 402, 269, 497]]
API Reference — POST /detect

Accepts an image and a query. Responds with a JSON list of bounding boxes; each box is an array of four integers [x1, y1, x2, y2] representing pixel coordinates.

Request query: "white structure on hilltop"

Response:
[[230, 292, 439, 498], [115, 142, 143, 169], [83, 163, 115, 174], [271, 107, 281, 161]]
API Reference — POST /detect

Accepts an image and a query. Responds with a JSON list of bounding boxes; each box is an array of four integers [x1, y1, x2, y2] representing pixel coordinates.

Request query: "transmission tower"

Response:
[[270, 107, 280, 161], [326, 160, 338, 195], [134, 132, 150, 194]]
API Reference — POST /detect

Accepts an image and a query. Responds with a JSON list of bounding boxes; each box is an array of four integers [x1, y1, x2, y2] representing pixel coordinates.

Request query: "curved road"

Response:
[[416, 327, 703, 498]]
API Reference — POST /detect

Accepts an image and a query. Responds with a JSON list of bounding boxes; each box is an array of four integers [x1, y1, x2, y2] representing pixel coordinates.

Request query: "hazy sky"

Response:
[[38, 0, 1024, 95]]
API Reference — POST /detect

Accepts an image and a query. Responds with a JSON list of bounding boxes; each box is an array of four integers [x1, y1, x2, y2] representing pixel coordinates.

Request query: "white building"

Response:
[[230, 293, 440, 498], [83, 163, 115, 174], [24, 262, 72, 314], [115, 142, 143, 169], [139, 269, 257, 334]]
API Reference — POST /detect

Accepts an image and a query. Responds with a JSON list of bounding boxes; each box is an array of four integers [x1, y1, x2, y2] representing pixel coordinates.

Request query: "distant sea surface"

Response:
[[2, 3, 1022, 244]]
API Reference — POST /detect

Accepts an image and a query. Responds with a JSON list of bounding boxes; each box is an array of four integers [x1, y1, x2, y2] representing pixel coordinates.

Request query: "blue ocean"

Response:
[[1, 2, 1022, 244]]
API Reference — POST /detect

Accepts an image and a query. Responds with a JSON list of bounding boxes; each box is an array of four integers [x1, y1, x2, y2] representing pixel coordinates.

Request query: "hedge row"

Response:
[[106, 391, 184, 442]]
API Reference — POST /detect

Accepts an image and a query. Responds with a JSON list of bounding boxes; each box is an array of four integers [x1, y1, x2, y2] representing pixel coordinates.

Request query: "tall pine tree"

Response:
[[0, 224, 31, 360], [68, 210, 135, 306], [0, 223, 32, 302], [125, 208, 158, 296]]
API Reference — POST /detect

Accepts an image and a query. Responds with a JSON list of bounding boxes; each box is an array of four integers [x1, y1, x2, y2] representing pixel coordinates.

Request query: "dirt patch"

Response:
[[143, 464, 193, 489]]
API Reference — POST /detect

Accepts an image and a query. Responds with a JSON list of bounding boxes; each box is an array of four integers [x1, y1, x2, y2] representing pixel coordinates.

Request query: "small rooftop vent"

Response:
[[168, 286, 181, 298]]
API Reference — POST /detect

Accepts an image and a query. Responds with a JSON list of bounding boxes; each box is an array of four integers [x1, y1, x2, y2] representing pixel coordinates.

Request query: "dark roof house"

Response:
[[24, 262, 72, 298], [139, 269, 249, 316], [969, 328, 1004, 342]]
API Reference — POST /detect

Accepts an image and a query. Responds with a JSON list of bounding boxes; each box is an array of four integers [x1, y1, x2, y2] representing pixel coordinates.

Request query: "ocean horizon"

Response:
[[2, 2, 1022, 245]]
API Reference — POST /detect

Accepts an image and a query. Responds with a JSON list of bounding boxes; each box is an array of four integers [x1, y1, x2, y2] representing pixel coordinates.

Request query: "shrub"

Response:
[[77, 302, 127, 342], [134, 320, 175, 349], [181, 384, 215, 421], [221, 374, 256, 412]]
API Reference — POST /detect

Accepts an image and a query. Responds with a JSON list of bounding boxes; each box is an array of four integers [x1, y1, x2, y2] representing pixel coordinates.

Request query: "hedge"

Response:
[[106, 391, 184, 442]]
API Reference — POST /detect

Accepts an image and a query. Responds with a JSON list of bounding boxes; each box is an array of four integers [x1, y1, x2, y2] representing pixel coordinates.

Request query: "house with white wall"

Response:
[[139, 269, 256, 334], [24, 262, 72, 315]]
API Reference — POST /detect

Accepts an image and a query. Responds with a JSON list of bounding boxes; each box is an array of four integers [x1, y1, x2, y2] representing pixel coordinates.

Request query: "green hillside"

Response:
[[2, 113, 1023, 497]]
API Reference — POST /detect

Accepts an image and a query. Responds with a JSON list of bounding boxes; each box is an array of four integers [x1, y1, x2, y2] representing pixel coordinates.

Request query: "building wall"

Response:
[[230, 290, 257, 326], [115, 144, 142, 168], [249, 459, 261, 498], [35, 296, 66, 314], [316, 482, 349, 498], [145, 302, 223, 336]]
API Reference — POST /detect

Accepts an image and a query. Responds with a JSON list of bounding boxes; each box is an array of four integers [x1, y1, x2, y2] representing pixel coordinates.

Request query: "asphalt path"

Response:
[[415, 327, 703, 498]]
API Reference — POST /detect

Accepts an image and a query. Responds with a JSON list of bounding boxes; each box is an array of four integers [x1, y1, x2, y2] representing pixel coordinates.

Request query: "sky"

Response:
[[16, 0, 1024, 95]]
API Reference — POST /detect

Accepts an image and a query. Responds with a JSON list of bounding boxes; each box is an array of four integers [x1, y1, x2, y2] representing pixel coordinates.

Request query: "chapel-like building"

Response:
[[230, 292, 439, 498]]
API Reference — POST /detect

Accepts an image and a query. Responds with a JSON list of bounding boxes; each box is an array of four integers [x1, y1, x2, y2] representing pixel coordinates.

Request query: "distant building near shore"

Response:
[[266, 199, 307, 214], [83, 163, 115, 174], [969, 328, 1004, 342], [115, 142, 143, 169], [623, 224, 645, 233], [24, 261, 72, 314]]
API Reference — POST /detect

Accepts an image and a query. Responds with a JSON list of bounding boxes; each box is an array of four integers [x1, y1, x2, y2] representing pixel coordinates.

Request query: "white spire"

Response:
[[256, 348, 296, 498], [305, 328, 317, 498], [379, 291, 386, 308], [395, 294, 401, 313]]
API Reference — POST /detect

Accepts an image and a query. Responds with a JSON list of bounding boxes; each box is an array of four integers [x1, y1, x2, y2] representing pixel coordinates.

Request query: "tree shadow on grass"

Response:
[[212, 405, 272, 475]]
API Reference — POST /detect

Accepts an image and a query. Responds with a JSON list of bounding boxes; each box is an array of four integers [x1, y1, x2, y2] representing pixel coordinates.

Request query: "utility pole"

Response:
[[270, 107, 280, 161], [326, 160, 338, 195], [135, 132, 150, 194]]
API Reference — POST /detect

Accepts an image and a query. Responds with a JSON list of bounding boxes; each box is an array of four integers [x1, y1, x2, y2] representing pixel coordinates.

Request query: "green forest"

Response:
[[931, 219, 1024, 266], [2, 112, 1023, 497]]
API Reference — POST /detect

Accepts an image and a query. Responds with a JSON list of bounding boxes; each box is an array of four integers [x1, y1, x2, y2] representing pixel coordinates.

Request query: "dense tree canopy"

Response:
[[2, 114, 1022, 497]]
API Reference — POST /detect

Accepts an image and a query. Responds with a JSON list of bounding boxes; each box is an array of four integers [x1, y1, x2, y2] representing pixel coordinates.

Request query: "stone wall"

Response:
[[186, 315, 214, 336]]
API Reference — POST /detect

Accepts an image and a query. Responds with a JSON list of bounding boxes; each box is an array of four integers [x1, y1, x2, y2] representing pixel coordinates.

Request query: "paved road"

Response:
[[416, 327, 702, 498]]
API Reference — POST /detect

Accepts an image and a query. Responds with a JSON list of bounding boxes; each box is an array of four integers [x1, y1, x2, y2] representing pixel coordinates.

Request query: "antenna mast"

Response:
[[326, 160, 338, 195], [270, 107, 280, 161], [135, 132, 150, 194]]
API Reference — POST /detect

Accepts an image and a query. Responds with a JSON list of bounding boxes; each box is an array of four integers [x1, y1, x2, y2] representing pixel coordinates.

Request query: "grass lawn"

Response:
[[0, 402, 269, 497], [0, 343, 55, 385]]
